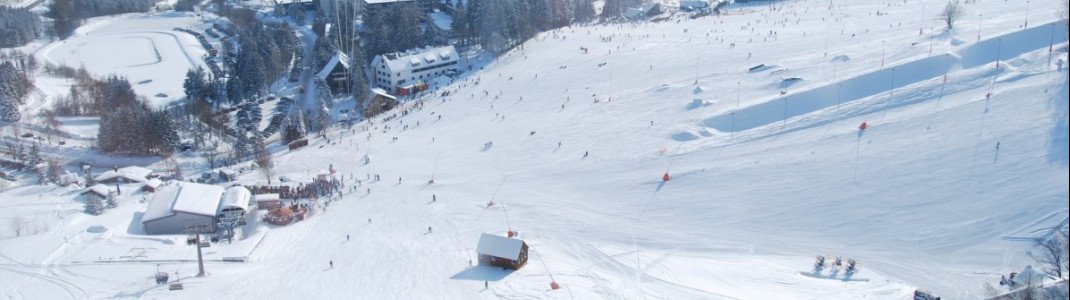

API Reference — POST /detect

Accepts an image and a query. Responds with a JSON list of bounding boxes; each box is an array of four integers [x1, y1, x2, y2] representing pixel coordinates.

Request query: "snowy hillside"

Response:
[[2, 0, 1068, 299]]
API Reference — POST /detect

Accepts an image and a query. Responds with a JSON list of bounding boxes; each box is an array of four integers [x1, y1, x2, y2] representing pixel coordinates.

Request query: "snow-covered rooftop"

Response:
[[94, 166, 152, 183], [253, 193, 280, 202], [142, 178, 163, 189], [220, 186, 252, 212], [371, 88, 393, 98], [317, 50, 351, 81], [142, 182, 225, 222], [377, 45, 458, 74], [476, 233, 524, 261], [83, 184, 111, 197]]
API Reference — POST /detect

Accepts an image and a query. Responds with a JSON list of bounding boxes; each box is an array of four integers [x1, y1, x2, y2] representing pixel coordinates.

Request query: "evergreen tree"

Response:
[[348, 55, 369, 106], [182, 67, 207, 100], [601, 0, 626, 20], [452, 1, 471, 46], [573, 0, 596, 23], [0, 6, 44, 47], [0, 87, 19, 123], [47, 0, 79, 39], [282, 110, 306, 144], [26, 142, 42, 168], [85, 196, 105, 215], [423, 18, 448, 46], [175, 0, 195, 12], [0, 61, 25, 122], [105, 192, 118, 208], [394, 2, 423, 51], [232, 130, 251, 161], [150, 110, 179, 155]]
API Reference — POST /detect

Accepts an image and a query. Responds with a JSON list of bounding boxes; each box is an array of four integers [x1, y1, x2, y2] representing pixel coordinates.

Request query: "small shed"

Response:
[[81, 184, 111, 200], [476, 233, 529, 270], [218, 169, 238, 182], [59, 171, 84, 187], [288, 138, 309, 150], [254, 193, 282, 209], [364, 88, 399, 118], [142, 178, 164, 192]]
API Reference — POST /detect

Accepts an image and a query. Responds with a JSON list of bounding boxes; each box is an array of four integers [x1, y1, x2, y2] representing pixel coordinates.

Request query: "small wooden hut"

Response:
[[476, 233, 529, 270]]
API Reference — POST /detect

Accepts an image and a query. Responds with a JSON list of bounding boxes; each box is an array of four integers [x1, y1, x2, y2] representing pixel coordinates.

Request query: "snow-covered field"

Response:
[[2, 0, 1068, 299], [33, 13, 211, 108]]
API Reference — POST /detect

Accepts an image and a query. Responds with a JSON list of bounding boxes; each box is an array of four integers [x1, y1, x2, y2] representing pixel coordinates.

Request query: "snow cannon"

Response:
[[858, 121, 868, 131], [550, 281, 560, 290], [662, 173, 671, 182], [487, 201, 495, 207]]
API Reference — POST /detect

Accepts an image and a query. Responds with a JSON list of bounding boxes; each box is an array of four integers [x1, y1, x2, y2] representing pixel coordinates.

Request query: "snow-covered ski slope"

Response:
[[2, 0, 1069, 298]]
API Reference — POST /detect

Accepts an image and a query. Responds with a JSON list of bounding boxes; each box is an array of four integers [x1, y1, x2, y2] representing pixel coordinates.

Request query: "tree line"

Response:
[[452, 0, 607, 53], [43, 66, 179, 156], [0, 60, 33, 123], [215, 7, 299, 106], [0, 6, 43, 47], [95, 76, 180, 156], [48, 0, 157, 39]]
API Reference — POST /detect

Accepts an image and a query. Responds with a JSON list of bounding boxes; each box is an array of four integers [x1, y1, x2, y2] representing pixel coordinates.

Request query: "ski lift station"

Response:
[[141, 182, 252, 235]]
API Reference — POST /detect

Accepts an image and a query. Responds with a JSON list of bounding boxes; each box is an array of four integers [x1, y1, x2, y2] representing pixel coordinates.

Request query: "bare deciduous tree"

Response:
[[941, 1, 963, 30], [254, 140, 274, 184], [8, 217, 24, 237], [1029, 230, 1069, 279]]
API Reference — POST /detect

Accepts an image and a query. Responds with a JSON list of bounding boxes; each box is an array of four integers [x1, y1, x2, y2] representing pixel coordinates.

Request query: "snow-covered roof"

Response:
[[377, 45, 458, 74], [625, 3, 660, 19], [220, 186, 252, 211], [371, 88, 394, 98], [95, 166, 152, 183], [142, 182, 225, 222], [143, 178, 164, 189], [83, 184, 111, 197], [253, 193, 280, 202], [476, 233, 524, 260], [317, 50, 351, 81], [60, 171, 83, 183]]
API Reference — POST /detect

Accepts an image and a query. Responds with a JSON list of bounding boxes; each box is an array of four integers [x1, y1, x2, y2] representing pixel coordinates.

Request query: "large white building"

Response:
[[371, 45, 460, 95], [140, 182, 251, 235]]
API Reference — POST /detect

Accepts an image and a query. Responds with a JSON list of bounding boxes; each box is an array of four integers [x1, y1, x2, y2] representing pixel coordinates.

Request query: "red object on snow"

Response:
[[858, 121, 868, 130], [507, 230, 515, 237], [550, 282, 560, 290], [662, 173, 671, 182]]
